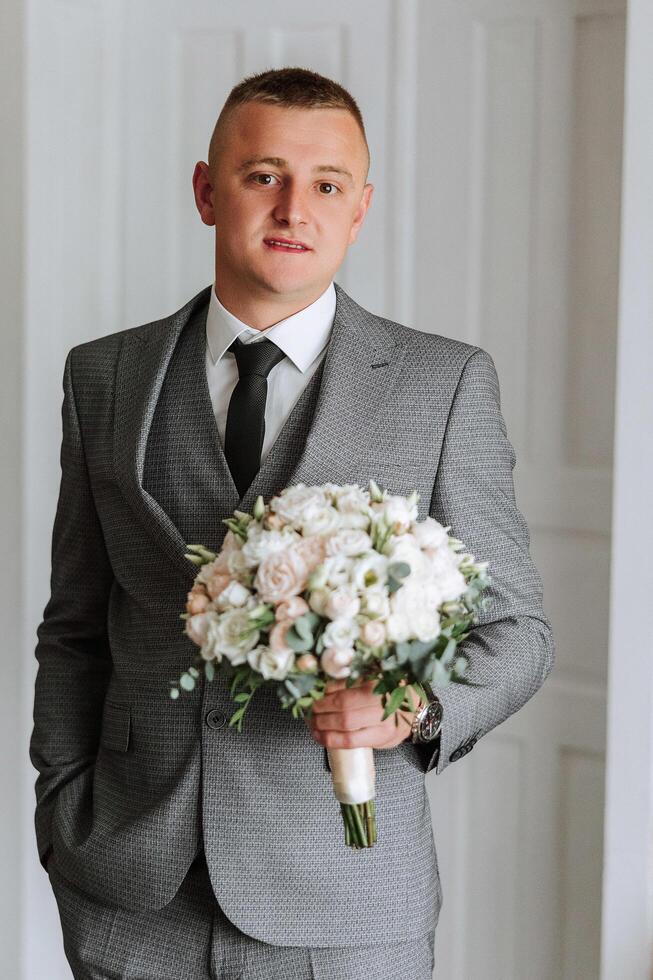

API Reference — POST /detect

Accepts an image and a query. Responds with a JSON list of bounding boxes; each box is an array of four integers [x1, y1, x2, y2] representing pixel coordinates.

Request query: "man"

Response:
[[30, 67, 554, 979]]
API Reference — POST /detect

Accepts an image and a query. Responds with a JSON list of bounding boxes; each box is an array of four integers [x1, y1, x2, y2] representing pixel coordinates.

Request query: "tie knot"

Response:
[[229, 336, 286, 378]]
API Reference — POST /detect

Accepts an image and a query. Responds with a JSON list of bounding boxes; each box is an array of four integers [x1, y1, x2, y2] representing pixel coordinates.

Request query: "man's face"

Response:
[[193, 102, 373, 306]]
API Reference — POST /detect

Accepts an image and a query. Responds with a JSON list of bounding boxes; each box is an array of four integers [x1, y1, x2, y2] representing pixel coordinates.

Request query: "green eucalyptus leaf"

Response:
[[179, 673, 195, 691], [294, 615, 314, 643], [286, 626, 314, 652], [387, 561, 411, 580]]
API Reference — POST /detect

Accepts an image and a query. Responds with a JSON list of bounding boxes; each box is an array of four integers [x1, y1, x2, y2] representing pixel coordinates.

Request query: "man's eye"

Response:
[[251, 174, 279, 185], [319, 183, 339, 195]]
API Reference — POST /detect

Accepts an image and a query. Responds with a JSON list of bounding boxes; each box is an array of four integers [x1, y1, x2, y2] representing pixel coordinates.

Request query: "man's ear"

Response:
[[348, 182, 374, 245], [192, 161, 216, 227]]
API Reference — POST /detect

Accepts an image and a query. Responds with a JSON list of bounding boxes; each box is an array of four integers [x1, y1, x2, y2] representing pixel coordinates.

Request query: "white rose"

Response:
[[213, 608, 260, 665], [385, 534, 430, 579], [325, 586, 360, 621], [323, 617, 360, 649], [370, 493, 418, 532], [389, 582, 441, 643], [385, 610, 412, 643], [301, 505, 342, 537], [324, 528, 373, 558], [270, 484, 329, 529], [426, 548, 467, 601], [321, 646, 355, 679], [241, 524, 300, 568], [198, 614, 225, 662], [247, 644, 295, 680], [321, 553, 355, 589], [254, 546, 309, 603], [360, 588, 391, 619], [308, 587, 330, 616], [213, 580, 251, 611], [331, 485, 372, 529], [411, 516, 450, 551], [361, 620, 387, 646]]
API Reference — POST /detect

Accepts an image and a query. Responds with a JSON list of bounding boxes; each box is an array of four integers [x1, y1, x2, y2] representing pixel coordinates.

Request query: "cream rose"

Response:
[[212, 608, 260, 665], [213, 580, 251, 611], [324, 528, 373, 558], [254, 546, 309, 603], [247, 644, 295, 680], [322, 617, 359, 649], [241, 524, 301, 568], [185, 611, 218, 647], [361, 619, 387, 646], [269, 484, 329, 529], [324, 586, 360, 621]]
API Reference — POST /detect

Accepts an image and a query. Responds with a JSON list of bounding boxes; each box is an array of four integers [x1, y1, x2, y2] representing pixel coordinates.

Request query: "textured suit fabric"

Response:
[[47, 846, 436, 979], [30, 281, 555, 950]]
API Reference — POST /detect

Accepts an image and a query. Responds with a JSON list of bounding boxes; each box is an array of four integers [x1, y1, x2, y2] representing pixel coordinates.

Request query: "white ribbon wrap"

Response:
[[326, 746, 376, 804]]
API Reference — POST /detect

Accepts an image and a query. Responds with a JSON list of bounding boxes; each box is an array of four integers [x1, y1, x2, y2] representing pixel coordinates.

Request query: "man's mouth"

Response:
[[263, 237, 311, 252]]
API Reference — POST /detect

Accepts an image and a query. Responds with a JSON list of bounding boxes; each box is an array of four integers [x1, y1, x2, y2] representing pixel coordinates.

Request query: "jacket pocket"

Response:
[[100, 700, 131, 752]]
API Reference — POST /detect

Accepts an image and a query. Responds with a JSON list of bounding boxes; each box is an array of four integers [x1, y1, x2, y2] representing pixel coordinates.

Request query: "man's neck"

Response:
[[213, 280, 330, 330]]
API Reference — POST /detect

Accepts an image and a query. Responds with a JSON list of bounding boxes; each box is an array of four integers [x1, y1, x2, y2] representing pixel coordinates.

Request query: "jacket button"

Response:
[[205, 709, 227, 730]]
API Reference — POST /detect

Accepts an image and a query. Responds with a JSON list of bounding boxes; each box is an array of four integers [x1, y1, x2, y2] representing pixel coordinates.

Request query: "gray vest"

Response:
[[142, 297, 327, 552]]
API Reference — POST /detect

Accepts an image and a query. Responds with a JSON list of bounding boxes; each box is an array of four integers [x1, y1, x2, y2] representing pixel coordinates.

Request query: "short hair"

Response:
[[208, 66, 370, 182]]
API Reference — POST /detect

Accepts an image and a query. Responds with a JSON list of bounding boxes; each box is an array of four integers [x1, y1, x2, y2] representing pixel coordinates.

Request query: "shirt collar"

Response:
[[205, 280, 336, 373]]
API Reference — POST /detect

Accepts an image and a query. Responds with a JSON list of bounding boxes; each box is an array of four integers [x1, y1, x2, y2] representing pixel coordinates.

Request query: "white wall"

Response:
[[0, 0, 25, 976], [601, 0, 653, 974]]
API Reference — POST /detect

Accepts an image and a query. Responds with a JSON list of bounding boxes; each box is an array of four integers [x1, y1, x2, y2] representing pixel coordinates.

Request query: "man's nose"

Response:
[[272, 185, 309, 226]]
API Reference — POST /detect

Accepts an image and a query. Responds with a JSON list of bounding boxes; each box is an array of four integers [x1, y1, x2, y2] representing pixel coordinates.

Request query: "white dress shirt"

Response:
[[205, 281, 336, 465]]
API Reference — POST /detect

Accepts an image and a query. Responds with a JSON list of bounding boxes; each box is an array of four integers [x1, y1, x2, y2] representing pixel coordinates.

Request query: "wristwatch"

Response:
[[410, 682, 443, 744]]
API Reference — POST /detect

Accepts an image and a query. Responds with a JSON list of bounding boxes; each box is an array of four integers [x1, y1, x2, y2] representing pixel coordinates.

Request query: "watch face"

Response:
[[419, 701, 443, 741]]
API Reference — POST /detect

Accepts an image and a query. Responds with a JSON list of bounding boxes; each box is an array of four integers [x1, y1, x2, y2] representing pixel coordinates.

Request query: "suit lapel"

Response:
[[114, 281, 407, 584]]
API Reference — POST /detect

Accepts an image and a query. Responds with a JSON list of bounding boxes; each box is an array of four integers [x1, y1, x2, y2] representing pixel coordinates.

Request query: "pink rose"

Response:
[[254, 547, 309, 603], [275, 595, 310, 622], [205, 571, 233, 600], [269, 619, 294, 655], [294, 535, 327, 573], [296, 653, 319, 672], [321, 646, 354, 679], [186, 586, 210, 615]]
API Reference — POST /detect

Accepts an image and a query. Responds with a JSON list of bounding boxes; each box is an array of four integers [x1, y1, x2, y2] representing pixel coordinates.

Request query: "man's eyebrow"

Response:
[[237, 155, 354, 184]]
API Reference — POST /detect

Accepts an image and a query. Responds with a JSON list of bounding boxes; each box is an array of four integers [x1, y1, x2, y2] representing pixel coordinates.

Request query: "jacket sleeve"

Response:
[[418, 348, 555, 775], [29, 347, 115, 871]]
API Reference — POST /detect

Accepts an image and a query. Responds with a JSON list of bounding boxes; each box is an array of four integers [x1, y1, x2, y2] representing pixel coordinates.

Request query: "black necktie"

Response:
[[224, 335, 287, 496]]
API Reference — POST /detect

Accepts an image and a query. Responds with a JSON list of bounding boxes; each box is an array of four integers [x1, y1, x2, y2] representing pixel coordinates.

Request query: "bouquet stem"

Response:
[[327, 746, 377, 848]]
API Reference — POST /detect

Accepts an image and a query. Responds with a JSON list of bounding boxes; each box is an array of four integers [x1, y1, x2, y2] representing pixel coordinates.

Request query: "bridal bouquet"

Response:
[[170, 480, 491, 848]]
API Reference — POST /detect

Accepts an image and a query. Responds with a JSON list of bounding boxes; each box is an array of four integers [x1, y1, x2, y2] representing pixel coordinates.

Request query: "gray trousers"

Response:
[[48, 848, 436, 979]]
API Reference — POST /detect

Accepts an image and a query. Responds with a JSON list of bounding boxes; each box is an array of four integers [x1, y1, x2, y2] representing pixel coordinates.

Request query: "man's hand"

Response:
[[304, 677, 424, 750]]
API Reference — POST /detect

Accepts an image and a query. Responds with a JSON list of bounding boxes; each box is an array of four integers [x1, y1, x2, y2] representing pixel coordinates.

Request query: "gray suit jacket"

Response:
[[29, 281, 554, 946]]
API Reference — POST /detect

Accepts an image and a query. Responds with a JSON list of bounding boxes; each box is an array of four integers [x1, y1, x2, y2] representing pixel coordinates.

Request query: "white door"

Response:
[[417, 2, 625, 978], [22, 1, 625, 978]]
